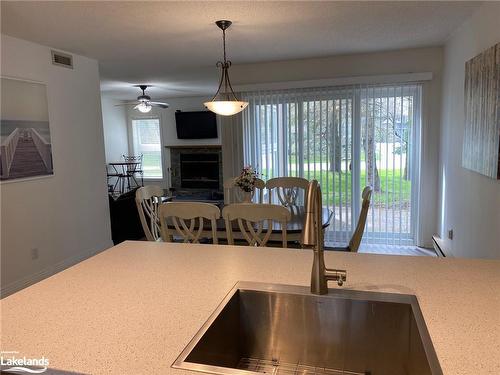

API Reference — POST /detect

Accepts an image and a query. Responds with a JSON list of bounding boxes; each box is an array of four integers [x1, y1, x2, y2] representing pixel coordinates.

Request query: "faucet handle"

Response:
[[325, 269, 347, 287]]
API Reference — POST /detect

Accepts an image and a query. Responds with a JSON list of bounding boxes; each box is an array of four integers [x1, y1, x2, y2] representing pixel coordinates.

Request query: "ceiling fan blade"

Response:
[[150, 101, 169, 108], [114, 101, 139, 106]]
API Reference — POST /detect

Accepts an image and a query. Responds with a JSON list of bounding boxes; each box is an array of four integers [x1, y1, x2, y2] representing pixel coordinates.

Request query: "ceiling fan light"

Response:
[[135, 102, 152, 113], [204, 100, 248, 116]]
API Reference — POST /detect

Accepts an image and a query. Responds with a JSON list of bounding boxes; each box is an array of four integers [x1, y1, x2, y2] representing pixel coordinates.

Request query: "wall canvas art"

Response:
[[1, 77, 53, 181], [462, 42, 500, 179]]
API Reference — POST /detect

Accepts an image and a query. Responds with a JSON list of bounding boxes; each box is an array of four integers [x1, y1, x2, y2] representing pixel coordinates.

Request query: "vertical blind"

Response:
[[241, 83, 421, 246]]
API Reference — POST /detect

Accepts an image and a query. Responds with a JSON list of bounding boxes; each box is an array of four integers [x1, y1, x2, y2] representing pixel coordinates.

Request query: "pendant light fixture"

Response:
[[204, 20, 248, 116]]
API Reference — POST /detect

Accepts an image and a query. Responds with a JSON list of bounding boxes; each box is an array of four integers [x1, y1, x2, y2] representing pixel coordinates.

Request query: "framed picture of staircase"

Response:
[[0, 77, 53, 182]]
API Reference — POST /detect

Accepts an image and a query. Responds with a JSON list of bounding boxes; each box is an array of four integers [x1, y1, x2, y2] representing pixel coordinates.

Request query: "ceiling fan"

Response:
[[117, 85, 169, 113]]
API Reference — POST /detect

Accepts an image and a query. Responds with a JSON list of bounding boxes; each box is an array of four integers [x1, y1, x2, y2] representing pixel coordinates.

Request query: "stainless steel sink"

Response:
[[173, 282, 442, 375]]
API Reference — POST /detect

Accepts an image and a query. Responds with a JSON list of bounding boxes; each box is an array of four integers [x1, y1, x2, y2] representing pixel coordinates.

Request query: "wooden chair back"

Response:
[[223, 177, 266, 204], [159, 202, 220, 244], [222, 203, 292, 248], [349, 186, 373, 252], [266, 177, 309, 206], [135, 185, 164, 241]]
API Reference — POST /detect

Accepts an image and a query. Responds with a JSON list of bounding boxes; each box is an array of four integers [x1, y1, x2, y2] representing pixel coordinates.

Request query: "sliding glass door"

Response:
[[242, 84, 421, 246]]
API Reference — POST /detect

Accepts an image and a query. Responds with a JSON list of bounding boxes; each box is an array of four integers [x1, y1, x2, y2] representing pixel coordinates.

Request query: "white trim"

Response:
[[0, 241, 112, 298], [234, 72, 433, 93]]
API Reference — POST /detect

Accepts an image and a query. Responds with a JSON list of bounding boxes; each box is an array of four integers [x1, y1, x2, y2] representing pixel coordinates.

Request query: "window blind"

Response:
[[241, 83, 421, 246]]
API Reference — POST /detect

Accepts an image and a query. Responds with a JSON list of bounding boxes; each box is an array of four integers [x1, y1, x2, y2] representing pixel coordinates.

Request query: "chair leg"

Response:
[[112, 178, 120, 195]]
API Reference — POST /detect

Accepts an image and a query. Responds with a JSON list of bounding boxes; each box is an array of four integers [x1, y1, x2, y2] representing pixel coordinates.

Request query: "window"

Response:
[[131, 118, 163, 179], [242, 84, 421, 246]]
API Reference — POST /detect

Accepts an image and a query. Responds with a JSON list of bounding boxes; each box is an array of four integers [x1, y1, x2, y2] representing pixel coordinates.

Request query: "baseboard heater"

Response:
[[432, 235, 449, 257]]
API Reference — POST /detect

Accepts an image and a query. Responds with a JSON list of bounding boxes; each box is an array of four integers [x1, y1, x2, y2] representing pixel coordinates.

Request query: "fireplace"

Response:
[[180, 153, 219, 189], [169, 146, 223, 194]]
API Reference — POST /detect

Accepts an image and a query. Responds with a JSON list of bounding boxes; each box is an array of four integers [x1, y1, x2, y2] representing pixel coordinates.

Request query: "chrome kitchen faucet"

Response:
[[302, 180, 347, 294]]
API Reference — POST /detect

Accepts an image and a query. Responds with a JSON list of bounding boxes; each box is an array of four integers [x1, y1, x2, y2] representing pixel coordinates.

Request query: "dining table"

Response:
[[163, 202, 333, 244]]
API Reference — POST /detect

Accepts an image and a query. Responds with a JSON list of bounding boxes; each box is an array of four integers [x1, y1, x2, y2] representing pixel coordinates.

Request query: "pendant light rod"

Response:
[[204, 20, 248, 116], [221, 26, 229, 99], [217, 21, 229, 63], [209, 20, 240, 102]]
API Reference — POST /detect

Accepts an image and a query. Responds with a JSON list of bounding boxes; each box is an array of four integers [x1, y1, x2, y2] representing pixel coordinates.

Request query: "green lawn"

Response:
[[261, 168, 411, 207]]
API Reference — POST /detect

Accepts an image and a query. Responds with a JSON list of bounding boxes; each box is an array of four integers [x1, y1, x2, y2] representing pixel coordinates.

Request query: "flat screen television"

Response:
[[175, 111, 217, 139]]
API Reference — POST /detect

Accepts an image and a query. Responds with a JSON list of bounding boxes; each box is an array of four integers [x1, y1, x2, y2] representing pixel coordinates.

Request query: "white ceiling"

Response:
[[1, 1, 480, 100]]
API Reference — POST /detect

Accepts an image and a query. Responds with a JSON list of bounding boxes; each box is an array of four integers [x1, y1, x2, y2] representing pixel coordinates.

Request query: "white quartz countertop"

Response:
[[1, 241, 499, 375]]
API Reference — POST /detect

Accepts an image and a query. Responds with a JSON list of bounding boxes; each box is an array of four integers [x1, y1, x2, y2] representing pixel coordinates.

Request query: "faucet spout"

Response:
[[302, 180, 347, 295]]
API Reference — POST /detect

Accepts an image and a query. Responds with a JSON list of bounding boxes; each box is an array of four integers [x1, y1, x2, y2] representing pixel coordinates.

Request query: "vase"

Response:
[[241, 190, 253, 203]]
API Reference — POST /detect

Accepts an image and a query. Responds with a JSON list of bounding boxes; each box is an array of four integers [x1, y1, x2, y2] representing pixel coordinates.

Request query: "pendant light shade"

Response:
[[204, 20, 248, 116], [204, 101, 248, 116]]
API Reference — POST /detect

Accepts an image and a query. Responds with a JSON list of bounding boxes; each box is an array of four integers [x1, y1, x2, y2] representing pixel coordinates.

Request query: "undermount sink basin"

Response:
[[173, 282, 442, 375]]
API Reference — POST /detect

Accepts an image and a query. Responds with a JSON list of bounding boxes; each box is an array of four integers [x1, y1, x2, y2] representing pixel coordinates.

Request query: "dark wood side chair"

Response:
[[331, 186, 373, 252], [106, 164, 126, 195], [123, 154, 144, 188]]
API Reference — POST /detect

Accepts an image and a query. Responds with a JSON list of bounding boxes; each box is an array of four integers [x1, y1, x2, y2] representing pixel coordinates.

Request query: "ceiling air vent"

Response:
[[51, 50, 73, 69]]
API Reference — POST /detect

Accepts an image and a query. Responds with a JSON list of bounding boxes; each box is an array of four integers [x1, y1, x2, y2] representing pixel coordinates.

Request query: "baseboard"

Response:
[[0, 241, 113, 299]]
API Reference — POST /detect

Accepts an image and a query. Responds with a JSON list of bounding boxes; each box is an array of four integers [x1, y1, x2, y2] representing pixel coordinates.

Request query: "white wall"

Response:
[[438, 3, 500, 259], [0, 35, 113, 296], [124, 96, 221, 188], [101, 95, 128, 163], [232, 47, 442, 86]]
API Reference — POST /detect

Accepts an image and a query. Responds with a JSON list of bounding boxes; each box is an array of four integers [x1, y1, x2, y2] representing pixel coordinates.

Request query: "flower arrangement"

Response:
[[235, 166, 259, 192]]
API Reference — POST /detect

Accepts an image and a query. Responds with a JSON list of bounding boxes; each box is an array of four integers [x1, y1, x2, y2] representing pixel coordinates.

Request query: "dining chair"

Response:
[[123, 154, 144, 188], [135, 185, 164, 241], [106, 164, 125, 195], [159, 202, 221, 244], [332, 186, 373, 252], [223, 177, 266, 204], [222, 203, 292, 248], [266, 177, 309, 206]]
